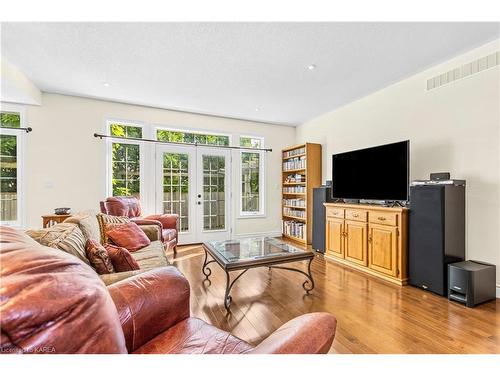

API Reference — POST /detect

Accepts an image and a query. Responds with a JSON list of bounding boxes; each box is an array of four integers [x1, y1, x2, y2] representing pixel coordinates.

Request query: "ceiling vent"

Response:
[[426, 51, 499, 91]]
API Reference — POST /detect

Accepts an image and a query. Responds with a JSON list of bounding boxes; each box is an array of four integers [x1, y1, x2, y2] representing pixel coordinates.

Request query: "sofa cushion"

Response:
[[66, 211, 101, 243], [105, 222, 151, 251], [133, 317, 253, 354], [130, 240, 169, 269], [86, 239, 115, 274], [25, 223, 89, 265], [105, 244, 140, 272], [97, 213, 130, 244]]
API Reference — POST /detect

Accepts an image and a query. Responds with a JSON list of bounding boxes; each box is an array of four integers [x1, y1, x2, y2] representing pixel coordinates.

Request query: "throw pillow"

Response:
[[105, 244, 140, 272], [105, 222, 151, 251], [85, 239, 115, 274], [76, 213, 102, 243], [96, 213, 131, 244], [26, 223, 90, 265]]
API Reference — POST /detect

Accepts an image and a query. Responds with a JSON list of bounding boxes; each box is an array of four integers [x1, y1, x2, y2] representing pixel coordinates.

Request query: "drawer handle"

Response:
[[377, 216, 386, 221], [352, 213, 359, 218], [333, 211, 338, 215]]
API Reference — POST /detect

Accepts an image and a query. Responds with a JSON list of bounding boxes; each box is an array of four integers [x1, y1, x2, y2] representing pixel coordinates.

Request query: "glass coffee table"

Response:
[[202, 237, 315, 310]]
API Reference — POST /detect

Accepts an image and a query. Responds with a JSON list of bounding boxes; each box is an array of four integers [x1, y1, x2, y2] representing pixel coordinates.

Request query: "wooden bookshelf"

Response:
[[281, 143, 322, 244]]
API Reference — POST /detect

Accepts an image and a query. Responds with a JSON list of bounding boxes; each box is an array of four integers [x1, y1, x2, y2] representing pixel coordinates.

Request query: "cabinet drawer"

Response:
[[326, 207, 344, 218], [369, 211, 398, 226], [345, 209, 367, 222]]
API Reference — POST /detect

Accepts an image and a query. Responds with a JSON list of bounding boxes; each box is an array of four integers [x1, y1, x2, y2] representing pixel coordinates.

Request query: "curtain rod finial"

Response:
[[26, 127, 32, 133]]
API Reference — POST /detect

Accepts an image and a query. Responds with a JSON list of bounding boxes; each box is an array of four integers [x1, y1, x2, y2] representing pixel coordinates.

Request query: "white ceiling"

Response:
[[1, 22, 499, 125]]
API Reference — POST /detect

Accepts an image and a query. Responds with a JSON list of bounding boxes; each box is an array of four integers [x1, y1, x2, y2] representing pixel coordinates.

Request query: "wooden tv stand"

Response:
[[323, 203, 408, 285]]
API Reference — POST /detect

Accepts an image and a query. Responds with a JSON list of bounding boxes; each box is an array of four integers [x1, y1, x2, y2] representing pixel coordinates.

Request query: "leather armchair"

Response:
[[100, 196, 178, 254], [1, 226, 337, 354]]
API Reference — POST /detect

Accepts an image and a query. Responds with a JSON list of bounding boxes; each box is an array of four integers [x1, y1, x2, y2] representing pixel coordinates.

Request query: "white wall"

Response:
[[21, 93, 294, 237], [296, 39, 500, 285]]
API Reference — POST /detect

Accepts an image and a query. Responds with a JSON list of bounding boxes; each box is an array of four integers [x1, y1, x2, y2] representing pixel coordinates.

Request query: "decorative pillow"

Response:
[[85, 239, 115, 274], [97, 213, 131, 244], [105, 244, 140, 272], [105, 222, 151, 251], [26, 223, 90, 265], [76, 213, 101, 243]]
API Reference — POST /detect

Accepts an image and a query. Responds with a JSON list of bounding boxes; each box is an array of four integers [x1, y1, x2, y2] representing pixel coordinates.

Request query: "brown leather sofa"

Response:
[[1, 226, 337, 354], [100, 196, 179, 254]]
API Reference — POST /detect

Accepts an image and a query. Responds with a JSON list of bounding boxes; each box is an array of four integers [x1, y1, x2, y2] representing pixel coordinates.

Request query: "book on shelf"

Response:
[[283, 156, 306, 171], [282, 220, 306, 240]]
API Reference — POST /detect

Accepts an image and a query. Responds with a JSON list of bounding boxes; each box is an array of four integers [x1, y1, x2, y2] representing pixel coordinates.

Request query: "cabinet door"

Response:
[[368, 223, 398, 276], [344, 220, 368, 266], [326, 217, 344, 258]]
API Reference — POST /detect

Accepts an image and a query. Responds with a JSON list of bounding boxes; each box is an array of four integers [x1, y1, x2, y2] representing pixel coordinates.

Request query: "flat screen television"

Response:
[[331, 140, 409, 201]]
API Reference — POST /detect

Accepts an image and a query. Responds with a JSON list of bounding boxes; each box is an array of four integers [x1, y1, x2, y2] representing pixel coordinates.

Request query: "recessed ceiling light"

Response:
[[103, 82, 110, 87], [255, 108, 260, 112], [307, 64, 316, 70]]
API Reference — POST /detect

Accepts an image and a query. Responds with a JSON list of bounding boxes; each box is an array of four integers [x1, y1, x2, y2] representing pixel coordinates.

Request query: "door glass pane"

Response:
[[0, 134, 17, 221], [163, 153, 189, 232], [202, 155, 225, 231]]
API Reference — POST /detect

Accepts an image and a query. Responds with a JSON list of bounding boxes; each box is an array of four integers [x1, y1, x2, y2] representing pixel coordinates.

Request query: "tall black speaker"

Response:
[[409, 182, 465, 296], [312, 187, 332, 253]]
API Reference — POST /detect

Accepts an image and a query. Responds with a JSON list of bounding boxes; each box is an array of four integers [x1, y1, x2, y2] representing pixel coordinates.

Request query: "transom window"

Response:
[[157, 129, 229, 146], [109, 123, 142, 198], [1, 109, 24, 226], [240, 136, 264, 216]]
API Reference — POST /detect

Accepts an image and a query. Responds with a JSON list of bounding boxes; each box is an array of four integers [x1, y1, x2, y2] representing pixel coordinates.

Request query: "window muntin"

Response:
[[157, 129, 229, 146], [202, 155, 226, 230], [239, 136, 264, 216], [0, 108, 23, 226], [162, 152, 190, 232], [109, 123, 142, 198], [0, 134, 18, 222]]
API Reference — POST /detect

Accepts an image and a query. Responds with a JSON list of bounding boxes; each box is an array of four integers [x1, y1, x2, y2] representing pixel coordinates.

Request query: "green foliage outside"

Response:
[[110, 123, 142, 138], [0, 112, 21, 128], [240, 136, 261, 148], [157, 129, 229, 146], [110, 123, 142, 197], [241, 152, 260, 212], [0, 135, 17, 193]]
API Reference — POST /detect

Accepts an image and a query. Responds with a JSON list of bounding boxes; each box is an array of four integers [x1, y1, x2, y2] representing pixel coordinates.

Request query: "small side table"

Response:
[[42, 214, 71, 228]]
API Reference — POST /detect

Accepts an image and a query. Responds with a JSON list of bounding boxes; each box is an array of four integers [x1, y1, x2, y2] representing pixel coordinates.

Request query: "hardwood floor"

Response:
[[169, 243, 500, 354]]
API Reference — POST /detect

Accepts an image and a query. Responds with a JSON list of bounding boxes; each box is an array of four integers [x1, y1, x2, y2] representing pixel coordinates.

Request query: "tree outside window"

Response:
[[0, 112, 21, 223], [240, 136, 263, 215], [110, 123, 142, 198]]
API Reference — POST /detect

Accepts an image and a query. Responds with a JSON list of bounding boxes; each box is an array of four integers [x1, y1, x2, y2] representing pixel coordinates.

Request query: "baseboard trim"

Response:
[[496, 286, 500, 298], [232, 230, 282, 239]]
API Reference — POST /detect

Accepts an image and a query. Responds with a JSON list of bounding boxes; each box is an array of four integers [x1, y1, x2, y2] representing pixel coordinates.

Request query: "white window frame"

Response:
[[0, 103, 26, 228], [238, 135, 265, 218], [154, 125, 233, 146], [105, 119, 146, 203]]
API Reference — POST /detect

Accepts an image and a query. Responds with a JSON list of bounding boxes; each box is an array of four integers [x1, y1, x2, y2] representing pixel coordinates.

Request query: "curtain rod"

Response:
[[1, 126, 32, 133], [93, 133, 272, 152]]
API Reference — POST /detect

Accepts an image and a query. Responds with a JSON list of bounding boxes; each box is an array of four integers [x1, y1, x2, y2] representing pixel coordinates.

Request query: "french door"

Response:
[[156, 145, 231, 244]]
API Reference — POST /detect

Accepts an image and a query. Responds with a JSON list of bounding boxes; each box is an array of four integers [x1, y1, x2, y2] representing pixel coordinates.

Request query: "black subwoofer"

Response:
[[408, 182, 465, 296]]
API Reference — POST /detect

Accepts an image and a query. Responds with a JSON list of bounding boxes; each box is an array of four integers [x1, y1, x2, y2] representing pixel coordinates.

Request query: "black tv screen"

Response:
[[331, 140, 409, 201]]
